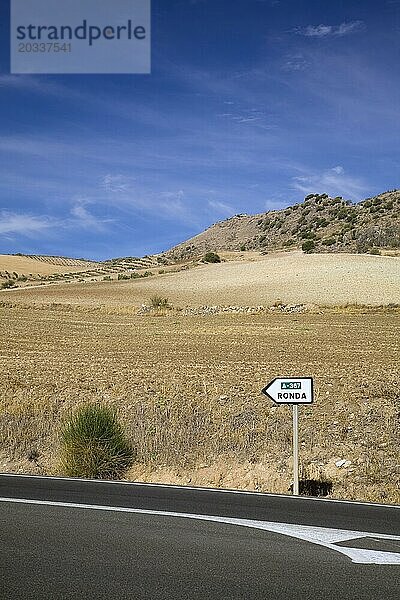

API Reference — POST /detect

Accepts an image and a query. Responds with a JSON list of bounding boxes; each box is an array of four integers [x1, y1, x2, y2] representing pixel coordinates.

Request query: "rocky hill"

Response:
[[2, 190, 398, 290], [165, 190, 400, 261]]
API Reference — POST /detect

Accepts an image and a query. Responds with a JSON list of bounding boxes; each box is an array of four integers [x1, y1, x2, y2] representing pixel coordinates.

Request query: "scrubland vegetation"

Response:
[[0, 303, 398, 503]]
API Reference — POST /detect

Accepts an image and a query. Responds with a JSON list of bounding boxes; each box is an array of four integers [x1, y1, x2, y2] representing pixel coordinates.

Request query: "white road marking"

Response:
[[1, 496, 399, 565], [0, 473, 398, 508]]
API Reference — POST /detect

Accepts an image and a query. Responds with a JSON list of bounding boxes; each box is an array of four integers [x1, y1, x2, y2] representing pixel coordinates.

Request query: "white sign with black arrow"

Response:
[[261, 377, 313, 404], [261, 377, 314, 495]]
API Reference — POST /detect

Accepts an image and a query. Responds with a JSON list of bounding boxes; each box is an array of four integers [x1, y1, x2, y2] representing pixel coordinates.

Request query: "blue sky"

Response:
[[0, 0, 399, 260]]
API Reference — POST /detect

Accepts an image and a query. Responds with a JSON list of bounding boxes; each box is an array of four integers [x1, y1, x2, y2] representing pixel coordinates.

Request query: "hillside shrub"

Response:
[[356, 241, 369, 253], [149, 295, 169, 309], [300, 230, 316, 240], [59, 403, 134, 479], [369, 247, 381, 255], [1, 279, 16, 289], [322, 238, 336, 246], [283, 238, 296, 247], [203, 252, 221, 263], [302, 240, 315, 253]]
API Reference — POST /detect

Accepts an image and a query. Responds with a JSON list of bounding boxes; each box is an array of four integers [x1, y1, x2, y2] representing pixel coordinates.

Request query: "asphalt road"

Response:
[[1, 474, 399, 599]]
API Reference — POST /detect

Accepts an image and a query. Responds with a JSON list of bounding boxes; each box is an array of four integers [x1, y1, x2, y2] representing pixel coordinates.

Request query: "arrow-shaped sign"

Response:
[[262, 377, 313, 404]]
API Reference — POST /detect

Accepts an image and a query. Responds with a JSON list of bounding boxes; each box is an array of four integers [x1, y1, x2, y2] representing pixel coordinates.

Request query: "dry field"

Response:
[[0, 254, 98, 277], [0, 302, 399, 503], [2, 251, 399, 308]]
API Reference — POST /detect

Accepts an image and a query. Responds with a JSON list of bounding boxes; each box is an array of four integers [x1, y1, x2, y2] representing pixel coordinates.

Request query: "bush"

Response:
[[322, 238, 336, 246], [1, 279, 16, 289], [59, 403, 134, 479], [283, 238, 296, 247], [203, 252, 221, 263], [369, 247, 381, 255], [302, 240, 315, 253], [315, 217, 328, 228], [299, 230, 316, 240], [149, 295, 169, 309]]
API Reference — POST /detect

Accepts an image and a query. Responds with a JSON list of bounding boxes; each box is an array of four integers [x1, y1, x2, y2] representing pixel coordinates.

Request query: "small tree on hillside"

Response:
[[302, 240, 315, 254], [203, 252, 221, 263]]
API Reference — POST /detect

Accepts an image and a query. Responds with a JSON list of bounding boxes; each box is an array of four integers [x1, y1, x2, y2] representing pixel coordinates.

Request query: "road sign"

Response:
[[261, 377, 313, 405], [261, 377, 314, 495]]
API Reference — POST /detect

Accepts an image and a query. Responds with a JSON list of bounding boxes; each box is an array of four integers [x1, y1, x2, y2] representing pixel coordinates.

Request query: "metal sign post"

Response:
[[292, 404, 299, 495], [261, 377, 314, 496]]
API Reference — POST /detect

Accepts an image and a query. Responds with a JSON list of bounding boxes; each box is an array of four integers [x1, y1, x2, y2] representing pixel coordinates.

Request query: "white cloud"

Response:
[[291, 167, 368, 201], [102, 174, 134, 193], [0, 202, 112, 240], [70, 200, 110, 231], [331, 165, 344, 175], [207, 200, 234, 215], [100, 174, 197, 223], [0, 211, 54, 237], [282, 53, 309, 72], [295, 21, 365, 38], [303, 24, 333, 38], [216, 106, 273, 130], [336, 22, 365, 35]]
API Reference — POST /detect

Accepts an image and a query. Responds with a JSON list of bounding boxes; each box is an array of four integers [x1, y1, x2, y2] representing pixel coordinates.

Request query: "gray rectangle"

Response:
[[11, 0, 151, 74]]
